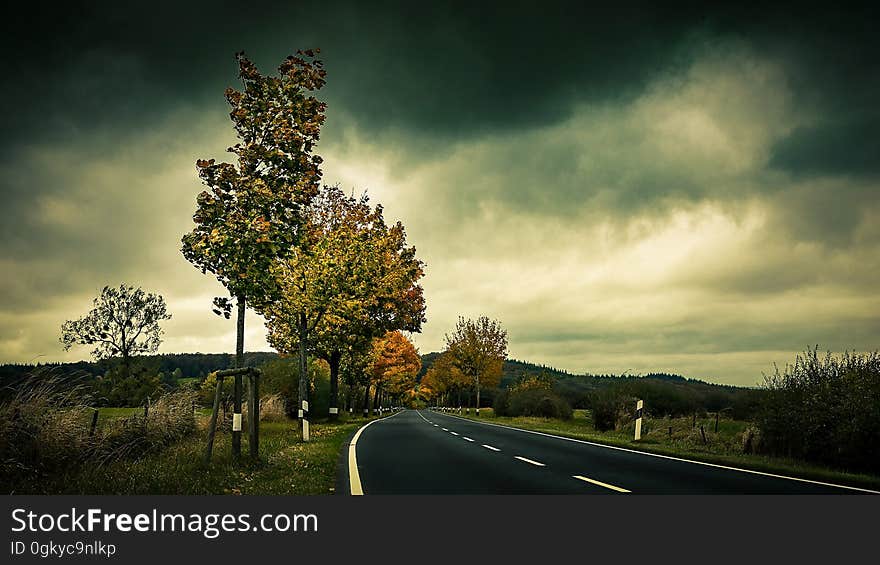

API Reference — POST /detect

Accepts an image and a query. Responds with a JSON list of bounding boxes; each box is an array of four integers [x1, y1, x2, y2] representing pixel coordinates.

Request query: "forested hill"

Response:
[[0, 352, 279, 383], [420, 352, 704, 388], [1, 351, 760, 416], [418, 352, 762, 417]]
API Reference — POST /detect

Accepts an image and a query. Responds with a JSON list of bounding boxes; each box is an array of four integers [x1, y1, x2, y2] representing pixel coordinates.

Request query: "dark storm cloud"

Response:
[[769, 118, 880, 176], [2, 1, 879, 383], [4, 2, 875, 147]]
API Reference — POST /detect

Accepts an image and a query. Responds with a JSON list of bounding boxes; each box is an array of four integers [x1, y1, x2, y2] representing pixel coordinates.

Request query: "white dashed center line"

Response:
[[441, 428, 448, 431], [482, 444, 501, 452], [462, 437, 474, 442], [450, 431, 459, 436], [514, 456, 546, 467]]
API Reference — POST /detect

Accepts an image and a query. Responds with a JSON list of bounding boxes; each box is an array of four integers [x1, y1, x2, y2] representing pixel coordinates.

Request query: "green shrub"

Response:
[[506, 388, 573, 419], [756, 348, 880, 474], [259, 356, 330, 418], [589, 387, 631, 431], [493, 389, 511, 416]]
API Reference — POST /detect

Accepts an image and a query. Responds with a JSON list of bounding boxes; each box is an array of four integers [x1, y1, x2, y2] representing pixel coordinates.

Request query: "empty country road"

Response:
[[341, 409, 878, 495]]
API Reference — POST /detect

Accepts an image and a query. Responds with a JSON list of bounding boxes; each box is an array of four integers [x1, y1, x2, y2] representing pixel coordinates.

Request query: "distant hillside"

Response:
[[0, 351, 279, 385], [418, 352, 763, 419], [418, 354, 572, 381], [419, 353, 693, 387], [1, 350, 762, 418]]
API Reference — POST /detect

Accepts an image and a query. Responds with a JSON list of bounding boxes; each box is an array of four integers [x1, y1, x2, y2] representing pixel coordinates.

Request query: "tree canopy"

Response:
[[444, 316, 508, 410], [420, 351, 468, 404], [264, 185, 426, 414], [370, 331, 421, 398], [60, 284, 171, 367], [181, 50, 327, 315]]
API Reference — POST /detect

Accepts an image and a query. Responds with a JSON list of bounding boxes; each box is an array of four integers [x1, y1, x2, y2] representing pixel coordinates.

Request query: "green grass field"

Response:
[[53, 413, 372, 495], [82, 406, 213, 429], [447, 408, 880, 491]]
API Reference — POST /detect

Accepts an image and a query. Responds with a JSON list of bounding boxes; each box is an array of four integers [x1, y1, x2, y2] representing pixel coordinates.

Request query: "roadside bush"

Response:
[[756, 348, 880, 474], [493, 389, 511, 416], [589, 387, 631, 431], [259, 357, 330, 418], [92, 364, 163, 407], [506, 388, 573, 419]]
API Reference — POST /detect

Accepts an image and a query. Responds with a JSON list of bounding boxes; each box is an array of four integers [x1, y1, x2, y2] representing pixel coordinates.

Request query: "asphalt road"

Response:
[[343, 409, 877, 494]]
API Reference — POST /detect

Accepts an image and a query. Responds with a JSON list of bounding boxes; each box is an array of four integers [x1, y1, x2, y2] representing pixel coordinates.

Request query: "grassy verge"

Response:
[[443, 408, 880, 491], [90, 406, 213, 427], [28, 414, 373, 495]]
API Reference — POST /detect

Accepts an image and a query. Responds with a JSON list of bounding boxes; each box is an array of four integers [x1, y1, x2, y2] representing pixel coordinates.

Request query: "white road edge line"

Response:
[[348, 409, 406, 496], [515, 456, 546, 467], [463, 437, 474, 442], [482, 444, 501, 452], [573, 474, 631, 493], [427, 410, 880, 494]]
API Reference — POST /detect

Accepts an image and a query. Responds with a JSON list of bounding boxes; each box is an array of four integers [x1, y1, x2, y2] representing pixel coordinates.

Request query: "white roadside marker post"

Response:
[[634, 399, 644, 441], [302, 400, 310, 442]]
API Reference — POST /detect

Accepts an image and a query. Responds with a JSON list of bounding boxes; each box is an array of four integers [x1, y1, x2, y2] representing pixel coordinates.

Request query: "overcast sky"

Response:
[[2, 2, 878, 385]]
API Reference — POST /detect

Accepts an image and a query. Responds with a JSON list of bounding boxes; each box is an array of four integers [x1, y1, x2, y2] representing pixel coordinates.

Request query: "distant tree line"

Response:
[[418, 354, 764, 419], [0, 352, 280, 406]]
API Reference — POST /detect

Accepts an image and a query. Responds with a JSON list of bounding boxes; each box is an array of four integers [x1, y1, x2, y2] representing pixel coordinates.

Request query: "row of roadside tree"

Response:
[[178, 49, 425, 442]]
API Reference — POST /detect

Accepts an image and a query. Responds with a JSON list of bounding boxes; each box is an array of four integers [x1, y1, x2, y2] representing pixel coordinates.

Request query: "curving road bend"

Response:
[[343, 409, 877, 495]]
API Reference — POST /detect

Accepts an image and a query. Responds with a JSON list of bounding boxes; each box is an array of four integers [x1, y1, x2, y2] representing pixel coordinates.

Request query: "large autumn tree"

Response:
[[308, 206, 425, 418], [444, 316, 508, 415], [181, 50, 326, 452], [370, 331, 421, 407], [60, 284, 171, 380], [421, 351, 468, 407], [265, 185, 426, 423]]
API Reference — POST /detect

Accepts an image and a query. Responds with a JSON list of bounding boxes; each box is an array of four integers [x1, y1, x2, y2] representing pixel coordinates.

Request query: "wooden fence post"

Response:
[[248, 369, 260, 459], [143, 397, 150, 432], [204, 374, 224, 463], [89, 409, 99, 437]]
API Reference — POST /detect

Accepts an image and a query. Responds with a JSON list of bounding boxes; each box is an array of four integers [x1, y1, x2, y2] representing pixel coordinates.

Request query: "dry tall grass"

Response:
[[0, 371, 198, 493]]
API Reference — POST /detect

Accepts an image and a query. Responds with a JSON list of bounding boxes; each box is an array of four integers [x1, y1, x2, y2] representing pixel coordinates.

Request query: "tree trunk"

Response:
[[373, 385, 381, 415], [120, 321, 130, 381], [329, 350, 341, 421], [232, 295, 245, 458], [363, 384, 370, 417], [297, 313, 309, 440], [476, 374, 481, 416]]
